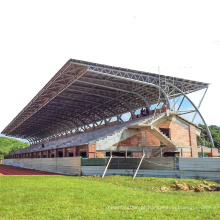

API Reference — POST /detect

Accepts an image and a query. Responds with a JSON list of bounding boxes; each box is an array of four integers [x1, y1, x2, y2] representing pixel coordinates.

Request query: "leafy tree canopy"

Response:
[[198, 124, 220, 150], [0, 137, 29, 159]]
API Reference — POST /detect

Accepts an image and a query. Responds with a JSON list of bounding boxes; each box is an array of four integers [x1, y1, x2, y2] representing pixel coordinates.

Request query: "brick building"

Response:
[[4, 109, 218, 159]]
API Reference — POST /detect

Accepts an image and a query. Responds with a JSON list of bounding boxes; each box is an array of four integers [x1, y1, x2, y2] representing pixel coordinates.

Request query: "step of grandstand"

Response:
[[10, 113, 168, 155]]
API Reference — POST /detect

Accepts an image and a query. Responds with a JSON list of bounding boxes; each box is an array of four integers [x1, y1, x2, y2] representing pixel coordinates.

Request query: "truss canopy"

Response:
[[2, 59, 209, 142]]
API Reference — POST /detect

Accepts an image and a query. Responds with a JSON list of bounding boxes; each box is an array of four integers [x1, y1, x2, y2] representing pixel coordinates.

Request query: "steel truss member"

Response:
[[2, 59, 211, 145]]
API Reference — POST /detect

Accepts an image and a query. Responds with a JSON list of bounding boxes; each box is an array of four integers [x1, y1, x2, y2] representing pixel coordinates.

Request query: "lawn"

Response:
[[0, 175, 220, 220]]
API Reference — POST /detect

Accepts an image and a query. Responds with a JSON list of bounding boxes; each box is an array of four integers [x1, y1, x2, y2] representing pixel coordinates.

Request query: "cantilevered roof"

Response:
[[2, 59, 209, 142]]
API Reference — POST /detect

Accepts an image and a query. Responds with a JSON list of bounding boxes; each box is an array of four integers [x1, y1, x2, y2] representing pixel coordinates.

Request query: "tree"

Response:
[[198, 124, 220, 150], [0, 137, 29, 159]]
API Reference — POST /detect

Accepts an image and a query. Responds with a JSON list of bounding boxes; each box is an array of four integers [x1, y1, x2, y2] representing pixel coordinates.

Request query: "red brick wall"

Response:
[[65, 147, 74, 156], [115, 133, 142, 146], [182, 152, 192, 157], [189, 125, 198, 157], [132, 152, 143, 157], [87, 143, 96, 158], [117, 120, 192, 147], [157, 121, 191, 146], [96, 152, 105, 158], [113, 119, 200, 158], [208, 148, 219, 157], [145, 130, 160, 146], [116, 130, 161, 147], [116, 121, 193, 146]]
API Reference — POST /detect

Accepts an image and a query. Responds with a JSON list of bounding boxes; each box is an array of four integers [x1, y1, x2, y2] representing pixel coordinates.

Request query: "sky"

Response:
[[0, 0, 220, 142]]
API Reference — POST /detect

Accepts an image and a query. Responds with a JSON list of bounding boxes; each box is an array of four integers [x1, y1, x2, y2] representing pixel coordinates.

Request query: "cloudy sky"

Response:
[[0, 0, 220, 141]]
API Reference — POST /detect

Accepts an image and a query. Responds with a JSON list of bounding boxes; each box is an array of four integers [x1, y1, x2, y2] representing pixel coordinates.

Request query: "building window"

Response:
[[58, 151, 63, 157], [105, 151, 131, 157], [68, 152, 74, 157], [80, 151, 87, 158], [159, 128, 170, 138]]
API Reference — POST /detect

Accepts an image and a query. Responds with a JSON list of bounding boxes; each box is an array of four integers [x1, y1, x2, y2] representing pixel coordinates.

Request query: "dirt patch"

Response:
[[153, 180, 220, 193]]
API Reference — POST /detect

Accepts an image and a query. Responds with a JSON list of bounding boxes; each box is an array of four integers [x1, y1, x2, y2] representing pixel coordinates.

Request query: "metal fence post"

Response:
[[102, 155, 113, 178], [133, 153, 145, 179]]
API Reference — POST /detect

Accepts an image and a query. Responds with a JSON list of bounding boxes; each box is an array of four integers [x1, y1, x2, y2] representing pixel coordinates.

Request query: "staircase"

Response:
[[95, 111, 179, 151], [128, 112, 176, 147], [150, 146, 168, 157], [148, 127, 176, 147], [145, 113, 166, 126], [96, 113, 166, 150], [128, 112, 166, 129], [96, 128, 125, 150]]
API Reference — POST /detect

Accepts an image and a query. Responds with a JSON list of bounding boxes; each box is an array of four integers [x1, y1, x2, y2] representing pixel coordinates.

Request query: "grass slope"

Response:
[[0, 175, 219, 219], [0, 137, 29, 159]]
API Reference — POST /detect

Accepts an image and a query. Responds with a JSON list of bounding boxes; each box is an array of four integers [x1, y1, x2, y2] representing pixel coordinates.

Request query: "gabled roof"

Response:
[[176, 115, 202, 130]]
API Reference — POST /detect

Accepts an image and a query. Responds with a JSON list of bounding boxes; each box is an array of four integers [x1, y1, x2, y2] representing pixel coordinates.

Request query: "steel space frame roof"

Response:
[[2, 59, 209, 144]]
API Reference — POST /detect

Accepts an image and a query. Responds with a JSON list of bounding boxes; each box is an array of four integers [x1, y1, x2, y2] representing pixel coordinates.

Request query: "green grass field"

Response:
[[0, 175, 220, 220]]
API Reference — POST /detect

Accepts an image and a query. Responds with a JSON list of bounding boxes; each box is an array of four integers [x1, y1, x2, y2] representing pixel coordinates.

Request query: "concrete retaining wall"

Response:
[[2, 159, 14, 166], [178, 158, 220, 180], [2, 157, 81, 176], [82, 158, 176, 170], [81, 157, 220, 180], [2, 157, 220, 180], [81, 166, 180, 178], [179, 158, 220, 171]]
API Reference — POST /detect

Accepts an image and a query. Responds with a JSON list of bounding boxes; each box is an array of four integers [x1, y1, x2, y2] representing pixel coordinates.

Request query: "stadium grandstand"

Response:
[[2, 59, 218, 159]]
